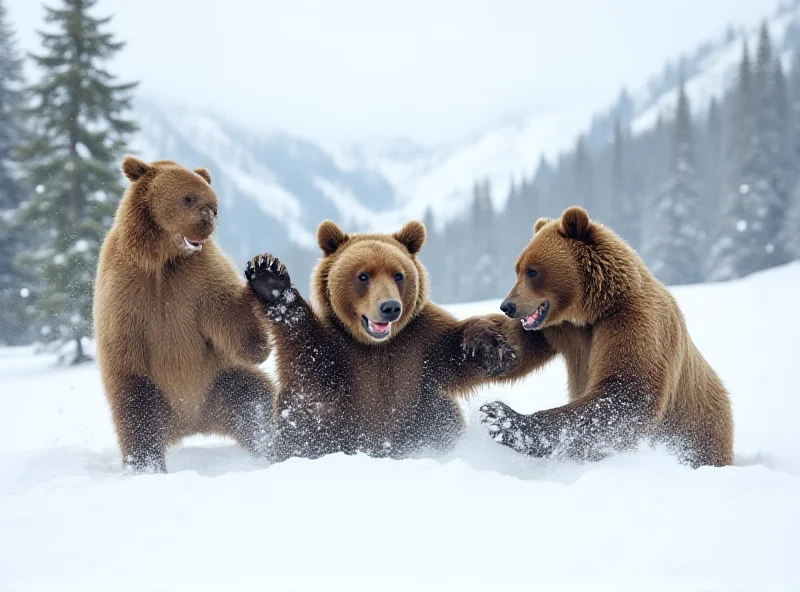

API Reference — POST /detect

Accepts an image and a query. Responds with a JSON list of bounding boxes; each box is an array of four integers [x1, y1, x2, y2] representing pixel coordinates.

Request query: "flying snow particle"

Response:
[[73, 239, 90, 253], [35, 185, 45, 195], [19, 288, 30, 298], [40, 326, 52, 336], [736, 220, 747, 232], [739, 184, 750, 195], [766, 243, 775, 254], [53, 254, 66, 265], [70, 314, 81, 325]]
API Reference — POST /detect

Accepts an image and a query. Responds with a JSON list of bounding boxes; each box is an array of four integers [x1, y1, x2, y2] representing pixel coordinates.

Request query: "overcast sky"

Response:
[[7, 0, 782, 147]]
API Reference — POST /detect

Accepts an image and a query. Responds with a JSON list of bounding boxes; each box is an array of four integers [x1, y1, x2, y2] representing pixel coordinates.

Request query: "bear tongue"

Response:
[[368, 320, 391, 335]]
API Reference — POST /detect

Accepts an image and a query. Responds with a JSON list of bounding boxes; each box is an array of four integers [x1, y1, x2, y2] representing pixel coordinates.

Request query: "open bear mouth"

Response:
[[362, 315, 391, 340], [521, 301, 550, 331], [182, 236, 205, 252]]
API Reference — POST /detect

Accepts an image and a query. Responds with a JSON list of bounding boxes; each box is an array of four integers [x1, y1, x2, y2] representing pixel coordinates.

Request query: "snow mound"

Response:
[[2, 263, 800, 591]]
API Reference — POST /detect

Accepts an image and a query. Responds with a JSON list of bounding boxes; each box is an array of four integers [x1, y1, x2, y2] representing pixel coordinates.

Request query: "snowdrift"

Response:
[[1, 263, 799, 591]]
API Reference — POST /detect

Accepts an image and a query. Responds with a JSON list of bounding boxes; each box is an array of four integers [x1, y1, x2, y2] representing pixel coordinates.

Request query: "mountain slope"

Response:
[[126, 2, 800, 275]]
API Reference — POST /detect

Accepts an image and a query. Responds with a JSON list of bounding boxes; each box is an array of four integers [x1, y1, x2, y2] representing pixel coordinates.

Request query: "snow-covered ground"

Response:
[[2, 263, 800, 591]]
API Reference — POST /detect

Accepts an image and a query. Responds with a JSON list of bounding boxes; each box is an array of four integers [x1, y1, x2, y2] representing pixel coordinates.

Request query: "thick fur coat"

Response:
[[245, 220, 517, 460], [94, 156, 274, 472], [480, 206, 734, 467]]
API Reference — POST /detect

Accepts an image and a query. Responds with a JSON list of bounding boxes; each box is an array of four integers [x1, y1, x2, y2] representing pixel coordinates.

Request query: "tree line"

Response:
[[420, 24, 800, 303]]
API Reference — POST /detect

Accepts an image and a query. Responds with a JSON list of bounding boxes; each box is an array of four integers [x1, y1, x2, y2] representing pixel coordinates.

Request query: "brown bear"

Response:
[[244, 220, 517, 460], [479, 206, 734, 468], [94, 155, 275, 473]]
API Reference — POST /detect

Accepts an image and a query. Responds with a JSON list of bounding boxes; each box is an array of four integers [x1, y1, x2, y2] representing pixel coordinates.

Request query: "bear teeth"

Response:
[[182, 236, 203, 251]]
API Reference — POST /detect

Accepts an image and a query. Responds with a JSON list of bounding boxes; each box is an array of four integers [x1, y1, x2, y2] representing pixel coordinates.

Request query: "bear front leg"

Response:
[[203, 367, 275, 459], [111, 376, 171, 473], [245, 253, 315, 330], [480, 376, 658, 461]]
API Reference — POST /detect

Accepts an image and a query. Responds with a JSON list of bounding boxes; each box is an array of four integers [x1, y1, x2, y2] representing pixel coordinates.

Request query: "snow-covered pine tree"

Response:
[[572, 135, 594, 212], [607, 116, 641, 250], [784, 184, 800, 259], [783, 51, 800, 260], [642, 80, 704, 286], [17, 0, 137, 363], [0, 0, 33, 345], [709, 40, 769, 281], [700, 98, 723, 236], [754, 23, 792, 266]]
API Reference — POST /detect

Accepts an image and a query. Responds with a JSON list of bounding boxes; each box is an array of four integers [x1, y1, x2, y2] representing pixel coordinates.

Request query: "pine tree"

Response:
[[0, 0, 32, 345], [642, 81, 704, 286], [710, 41, 773, 280], [701, 98, 723, 232], [607, 117, 641, 249], [17, 0, 137, 363], [754, 24, 792, 265], [572, 136, 594, 211]]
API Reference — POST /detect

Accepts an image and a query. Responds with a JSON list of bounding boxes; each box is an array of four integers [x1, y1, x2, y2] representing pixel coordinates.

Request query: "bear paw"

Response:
[[461, 318, 516, 376], [479, 401, 549, 456], [246, 253, 292, 304]]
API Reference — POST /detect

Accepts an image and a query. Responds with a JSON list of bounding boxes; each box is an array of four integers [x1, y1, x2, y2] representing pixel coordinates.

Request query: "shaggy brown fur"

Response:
[[244, 220, 516, 460], [94, 156, 274, 473], [479, 206, 734, 468]]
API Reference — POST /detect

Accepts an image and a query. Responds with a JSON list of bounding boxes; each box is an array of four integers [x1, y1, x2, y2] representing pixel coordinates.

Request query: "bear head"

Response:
[[312, 220, 428, 345], [120, 155, 218, 254], [500, 206, 642, 330]]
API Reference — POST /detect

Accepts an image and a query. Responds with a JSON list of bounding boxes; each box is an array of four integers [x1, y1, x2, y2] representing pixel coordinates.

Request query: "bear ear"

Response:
[[194, 167, 212, 185], [393, 220, 426, 255], [560, 206, 591, 240], [317, 220, 349, 256], [533, 217, 552, 234], [121, 155, 152, 182]]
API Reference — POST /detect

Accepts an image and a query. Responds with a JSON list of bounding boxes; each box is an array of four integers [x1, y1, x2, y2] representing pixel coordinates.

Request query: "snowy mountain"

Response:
[[129, 2, 800, 268], [2, 262, 799, 590]]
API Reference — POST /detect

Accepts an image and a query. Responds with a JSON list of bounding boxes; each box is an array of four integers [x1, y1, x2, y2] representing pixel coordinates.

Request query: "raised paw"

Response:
[[245, 253, 292, 303], [479, 401, 546, 456], [461, 318, 517, 377]]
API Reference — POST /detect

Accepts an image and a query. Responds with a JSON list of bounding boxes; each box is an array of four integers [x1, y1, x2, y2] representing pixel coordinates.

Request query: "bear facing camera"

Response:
[[245, 219, 524, 461], [94, 156, 275, 473]]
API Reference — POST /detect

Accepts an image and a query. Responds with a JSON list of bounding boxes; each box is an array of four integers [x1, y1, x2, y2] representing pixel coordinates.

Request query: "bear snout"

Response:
[[500, 299, 517, 318], [200, 207, 218, 230], [378, 299, 402, 322]]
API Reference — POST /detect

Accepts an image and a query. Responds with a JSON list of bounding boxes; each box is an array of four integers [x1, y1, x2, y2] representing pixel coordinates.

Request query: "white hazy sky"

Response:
[[7, 0, 782, 146]]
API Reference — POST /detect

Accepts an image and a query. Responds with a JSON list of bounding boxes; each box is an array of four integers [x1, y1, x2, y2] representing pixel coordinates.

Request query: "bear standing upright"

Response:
[[245, 220, 516, 460], [480, 206, 734, 467], [94, 156, 274, 473]]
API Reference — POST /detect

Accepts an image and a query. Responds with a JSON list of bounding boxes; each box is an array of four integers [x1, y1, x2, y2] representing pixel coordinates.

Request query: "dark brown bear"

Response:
[[244, 220, 516, 460], [479, 206, 734, 467], [94, 156, 274, 473]]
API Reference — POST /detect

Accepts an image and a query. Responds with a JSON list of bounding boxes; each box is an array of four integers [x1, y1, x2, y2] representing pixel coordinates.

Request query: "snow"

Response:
[[2, 263, 800, 591]]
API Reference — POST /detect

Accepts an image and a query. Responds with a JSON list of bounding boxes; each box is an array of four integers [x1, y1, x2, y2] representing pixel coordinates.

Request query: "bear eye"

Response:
[[358, 272, 369, 282], [527, 268, 539, 278], [395, 273, 404, 283], [183, 195, 195, 205]]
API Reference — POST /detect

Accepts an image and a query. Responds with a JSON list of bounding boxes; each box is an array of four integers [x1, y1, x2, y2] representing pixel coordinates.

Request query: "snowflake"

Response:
[[69, 314, 81, 325], [739, 184, 750, 195], [73, 239, 90, 253], [53, 254, 66, 265], [41, 326, 52, 336], [19, 288, 30, 298], [736, 220, 747, 232], [35, 185, 45, 195], [765, 243, 775, 254]]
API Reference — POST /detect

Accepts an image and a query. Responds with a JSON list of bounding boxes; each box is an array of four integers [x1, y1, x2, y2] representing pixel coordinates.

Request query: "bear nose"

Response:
[[378, 299, 402, 322], [500, 299, 517, 318], [201, 207, 218, 229]]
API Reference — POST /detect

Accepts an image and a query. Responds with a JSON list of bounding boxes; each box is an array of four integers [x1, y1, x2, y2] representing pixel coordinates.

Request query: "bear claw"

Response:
[[246, 253, 292, 304]]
